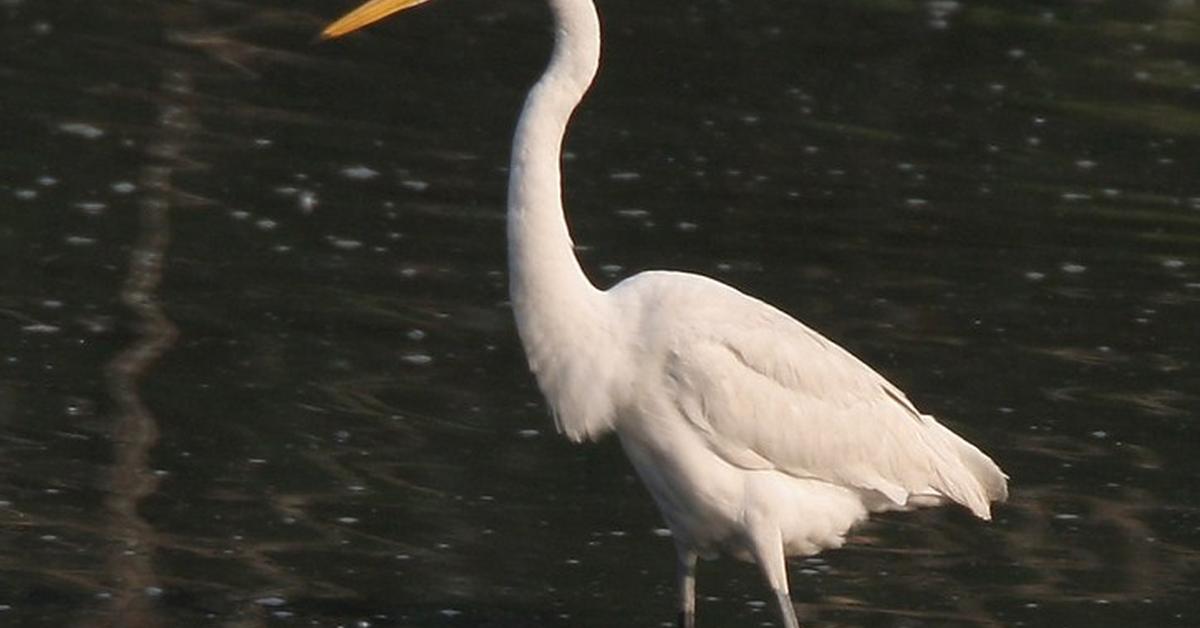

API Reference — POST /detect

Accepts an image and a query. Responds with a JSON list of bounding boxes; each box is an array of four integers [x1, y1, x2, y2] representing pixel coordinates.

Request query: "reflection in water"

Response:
[[93, 70, 189, 628]]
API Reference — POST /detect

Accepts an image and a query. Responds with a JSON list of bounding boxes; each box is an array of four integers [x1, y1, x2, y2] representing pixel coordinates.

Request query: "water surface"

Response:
[[2, 0, 1198, 626]]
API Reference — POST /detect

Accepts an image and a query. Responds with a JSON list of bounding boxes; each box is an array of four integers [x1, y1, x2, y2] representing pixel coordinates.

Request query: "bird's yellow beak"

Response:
[[321, 0, 431, 39]]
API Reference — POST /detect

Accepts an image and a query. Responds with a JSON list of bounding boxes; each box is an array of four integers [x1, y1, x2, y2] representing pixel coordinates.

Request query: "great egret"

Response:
[[323, 1, 1009, 626]]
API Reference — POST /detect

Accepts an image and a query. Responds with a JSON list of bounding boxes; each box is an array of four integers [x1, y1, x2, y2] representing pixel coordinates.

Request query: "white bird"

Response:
[[323, 1, 1009, 626]]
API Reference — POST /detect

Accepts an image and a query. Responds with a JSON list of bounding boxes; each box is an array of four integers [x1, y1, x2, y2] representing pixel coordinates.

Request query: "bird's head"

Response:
[[322, 0, 431, 39]]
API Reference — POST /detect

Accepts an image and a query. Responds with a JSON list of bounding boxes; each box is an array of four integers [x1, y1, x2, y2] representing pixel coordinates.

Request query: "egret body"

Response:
[[323, 1, 1009, 626]]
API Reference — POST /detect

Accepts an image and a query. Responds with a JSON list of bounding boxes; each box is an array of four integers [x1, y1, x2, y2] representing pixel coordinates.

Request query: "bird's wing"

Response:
[[663, 290, 1007, 518]]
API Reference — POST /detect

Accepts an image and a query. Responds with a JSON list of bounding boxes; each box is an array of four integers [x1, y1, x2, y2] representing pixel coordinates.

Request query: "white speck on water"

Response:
[[341, 165, 380, 180], [230, 210, 250, 221], [1025, 271, 1046, 281], [298, 190, 318, 213], [610, 171, 641, 181], [254, 138, 273, 147], [37, 176, 58, 186], [1054, 513, 1080, 521], [24, 324, 62, 336], [401, 353, 433, 366], [348, 485, 366, 493], [1061, 192, 1091, 202], [65, 235, 96, 246], [600, 264, 623, 275], [1091, 431, 1108, 439], [14, 189, 37, 200], [652, 527, 672, 537], [255, 219, 278, 231], [1075, 159, 1097, 170], [75, 201, 107, 215], [40, 534, 59, 541], [400, 179, 429, 192], [517, 428, 540, 438], [438, 609, 462, 618], [247, 458, 268, 464], [988, 82, 1006, 93], [337, 517, 360, 524], [1061, 263, 1087, 274], [746, 600, 767, 609], [617, 208, 649, 218], [904, 198, 928, 208], [255, 596, 288, 607], [677, 221, 698, 232], [144, 587, 163, 597], [1162, 259, 1185, 269], [58, 122, 105, 139], [406, 329, 426, 341], [329, 237, 362, 250], [1007, 48, 1026, 59], [110, 181, 136, 194]]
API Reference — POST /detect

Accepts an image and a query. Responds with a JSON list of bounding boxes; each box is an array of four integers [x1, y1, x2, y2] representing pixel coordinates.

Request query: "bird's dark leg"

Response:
[[675, 545, 697, 628]]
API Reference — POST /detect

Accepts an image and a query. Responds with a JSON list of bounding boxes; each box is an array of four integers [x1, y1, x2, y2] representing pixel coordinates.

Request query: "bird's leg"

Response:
[[675, 544, 697, 628], [745, 517, 801, 628]]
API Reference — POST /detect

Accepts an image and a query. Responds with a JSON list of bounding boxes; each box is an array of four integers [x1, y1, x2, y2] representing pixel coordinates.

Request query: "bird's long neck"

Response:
[[507, 0, 604, 349]]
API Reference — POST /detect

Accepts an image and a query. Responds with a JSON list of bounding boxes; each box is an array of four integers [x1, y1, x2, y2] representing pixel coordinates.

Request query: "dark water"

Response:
[[2, 0, 1199, 626]]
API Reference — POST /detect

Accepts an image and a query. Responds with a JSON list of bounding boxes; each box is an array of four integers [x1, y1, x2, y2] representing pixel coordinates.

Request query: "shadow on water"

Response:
[[1, 0, 1198, 626]]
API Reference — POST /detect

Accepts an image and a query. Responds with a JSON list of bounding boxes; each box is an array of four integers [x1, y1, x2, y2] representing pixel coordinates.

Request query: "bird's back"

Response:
[[605, 270, 1008, 521]]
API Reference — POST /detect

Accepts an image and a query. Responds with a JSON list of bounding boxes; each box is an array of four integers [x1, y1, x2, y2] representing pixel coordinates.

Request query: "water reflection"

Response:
[[0, 0, 1198, 626]]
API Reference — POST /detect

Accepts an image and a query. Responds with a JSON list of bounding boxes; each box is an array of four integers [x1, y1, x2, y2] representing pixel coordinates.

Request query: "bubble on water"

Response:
[[75, 201, 107, 215], [110, 181, 136, 194], [1060, 192, 1091, 202], [609, 171, 641, 182], [517, 428, 540, 438], [329, 237, 362, 250], [1075, 159, 1097, 170], [36, 175, 58, 186], [298, 190, 318, 213], [255, 596, 287, 607], [1061, 263, 1087, 274], [617, 208, 649, 218], [1162, 259, 1184, 269], [651, 527, 672, 537], [401, 353, 433, 366], [400, 179, 429, 192], [14, 188, 37, 200], [439, 609, 462, 618], [65, 235, 96, 246], [255, 218, 278, 231], [230, 210, 250, 221], [406, 329, 426, 341], [22, 324, 61, 334], [676, 221, 698, 232], [58, 122, 105, 139], [337, 517, 359, 524], [341, 165, 379, 180], [144, 587, 163, 597]]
